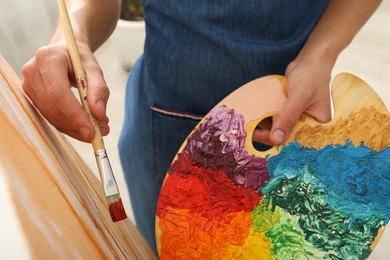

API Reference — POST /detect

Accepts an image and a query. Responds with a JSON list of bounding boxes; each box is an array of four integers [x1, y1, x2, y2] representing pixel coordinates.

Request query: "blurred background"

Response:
[[0, 1, 389, 259]]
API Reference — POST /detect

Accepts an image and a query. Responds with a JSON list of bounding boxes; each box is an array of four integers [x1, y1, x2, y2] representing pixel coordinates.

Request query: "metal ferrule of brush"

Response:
[[95, 149, 119, 197]]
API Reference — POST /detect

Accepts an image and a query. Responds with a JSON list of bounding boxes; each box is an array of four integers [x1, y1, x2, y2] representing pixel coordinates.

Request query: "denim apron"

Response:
[[119, 0, 329, 251]]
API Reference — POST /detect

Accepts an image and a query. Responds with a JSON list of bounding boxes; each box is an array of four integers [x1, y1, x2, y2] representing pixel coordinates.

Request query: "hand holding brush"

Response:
[[56, 0, 127, 222]]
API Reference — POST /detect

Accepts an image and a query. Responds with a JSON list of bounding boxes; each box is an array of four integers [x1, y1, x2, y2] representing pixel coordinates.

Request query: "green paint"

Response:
[[262, 165, 383, 259], [250, 199, 280, 233], [267, 209, 327, 259], [250, 200, 327, 259]]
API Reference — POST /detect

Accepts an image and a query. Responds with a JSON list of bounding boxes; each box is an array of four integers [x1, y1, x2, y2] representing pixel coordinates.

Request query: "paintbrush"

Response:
[[56, 0, 127, 222]]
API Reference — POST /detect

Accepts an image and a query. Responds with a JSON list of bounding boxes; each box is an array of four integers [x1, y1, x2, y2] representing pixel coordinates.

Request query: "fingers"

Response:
[[252, 128, 273, 146], [23, 49, 93, 141], [82, 56, 110, 136], [252, 117, 273, 146], [270, 96, 305, 144], [22, 43, 110, 142], [269, 78, 331, 145], [59, 117, 110, 140], [264, 52, 334, 146]]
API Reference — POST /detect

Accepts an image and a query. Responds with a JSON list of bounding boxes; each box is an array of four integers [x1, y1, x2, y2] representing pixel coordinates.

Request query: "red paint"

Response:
[[157, 153, 260, 219], [79, 78, 86, 90], [109, 198, 127, 222]]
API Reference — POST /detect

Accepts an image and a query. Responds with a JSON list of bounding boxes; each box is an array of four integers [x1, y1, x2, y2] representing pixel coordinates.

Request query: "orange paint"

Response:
[[159, 208, 252, 259], [156, 153, 261, 258]]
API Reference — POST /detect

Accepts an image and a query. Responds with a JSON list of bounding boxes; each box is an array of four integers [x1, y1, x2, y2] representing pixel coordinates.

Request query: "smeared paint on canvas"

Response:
[[156, 105, 390, 259]]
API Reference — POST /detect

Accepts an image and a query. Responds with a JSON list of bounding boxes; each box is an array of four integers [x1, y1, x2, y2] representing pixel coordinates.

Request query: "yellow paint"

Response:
[[295, 106, 390, 150], [227, 228, 272, 259]]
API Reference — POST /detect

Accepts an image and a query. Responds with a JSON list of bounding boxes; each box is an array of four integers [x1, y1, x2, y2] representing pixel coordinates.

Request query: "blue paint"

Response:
[[267, 141, 390, 222]]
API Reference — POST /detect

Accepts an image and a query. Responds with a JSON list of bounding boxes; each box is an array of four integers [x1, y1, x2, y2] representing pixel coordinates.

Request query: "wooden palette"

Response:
[[155, 73, 389, 259]]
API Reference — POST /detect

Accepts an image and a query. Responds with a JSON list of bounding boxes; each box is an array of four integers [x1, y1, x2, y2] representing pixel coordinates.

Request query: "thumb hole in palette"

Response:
[[251, 116, 274, 152]]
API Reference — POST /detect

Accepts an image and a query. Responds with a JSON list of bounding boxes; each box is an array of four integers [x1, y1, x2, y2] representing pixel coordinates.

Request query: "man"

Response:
[[22, 0, 382, 251]]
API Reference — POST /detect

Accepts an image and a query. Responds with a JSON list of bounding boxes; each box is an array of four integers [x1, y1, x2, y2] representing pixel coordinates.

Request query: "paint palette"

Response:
[[155, 73, 390, 259]]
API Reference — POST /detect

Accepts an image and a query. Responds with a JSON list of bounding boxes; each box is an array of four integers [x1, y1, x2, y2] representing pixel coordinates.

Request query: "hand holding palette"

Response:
[[155, 73, 389, 259]]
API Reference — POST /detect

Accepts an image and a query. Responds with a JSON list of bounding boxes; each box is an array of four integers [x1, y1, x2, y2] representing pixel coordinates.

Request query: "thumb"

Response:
[[269, 96, 332, 145], [269, 99, 305, 145]]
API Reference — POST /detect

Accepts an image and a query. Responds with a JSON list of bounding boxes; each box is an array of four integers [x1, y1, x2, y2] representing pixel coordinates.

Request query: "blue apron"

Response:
[[118, 0, 329, 251]]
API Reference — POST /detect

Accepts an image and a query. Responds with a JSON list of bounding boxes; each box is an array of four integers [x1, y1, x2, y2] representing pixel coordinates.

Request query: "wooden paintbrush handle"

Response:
[[76, 76, 105, 151], [56, 0, 104, 151]]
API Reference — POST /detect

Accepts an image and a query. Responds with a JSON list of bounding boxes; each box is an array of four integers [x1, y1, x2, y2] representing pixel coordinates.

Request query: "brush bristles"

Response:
[[107, 194, 127, 222]]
